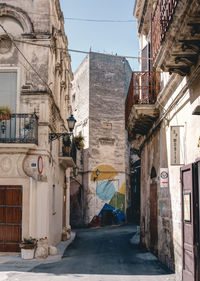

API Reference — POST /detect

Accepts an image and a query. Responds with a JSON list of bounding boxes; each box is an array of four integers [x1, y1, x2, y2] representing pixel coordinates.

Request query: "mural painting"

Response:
[[89, 164, 126, 227]]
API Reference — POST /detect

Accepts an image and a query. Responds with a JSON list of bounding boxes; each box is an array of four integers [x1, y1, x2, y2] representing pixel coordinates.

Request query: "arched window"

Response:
[[150, 166, 157, 179], [0, 4, 33, 35]]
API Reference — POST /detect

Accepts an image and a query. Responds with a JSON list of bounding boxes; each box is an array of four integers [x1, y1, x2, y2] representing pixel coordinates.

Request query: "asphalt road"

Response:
[[0, 224, 175, 281]]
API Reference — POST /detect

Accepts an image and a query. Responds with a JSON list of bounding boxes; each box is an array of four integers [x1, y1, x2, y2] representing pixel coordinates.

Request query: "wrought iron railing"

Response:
[[0, 113, 38, 144], [151, 0, 179, 61], [152, 1, 162, 62], [125, 71, 160, 123], [160, 0, 178, 36]]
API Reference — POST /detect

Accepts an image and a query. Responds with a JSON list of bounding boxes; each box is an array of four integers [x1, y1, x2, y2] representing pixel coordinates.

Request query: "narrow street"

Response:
[[0, 224, 175, 281]]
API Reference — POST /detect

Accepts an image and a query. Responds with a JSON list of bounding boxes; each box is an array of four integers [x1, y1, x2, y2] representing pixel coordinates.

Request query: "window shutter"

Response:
[[141, 43, 151, 71], [141, 45, 148, 71]]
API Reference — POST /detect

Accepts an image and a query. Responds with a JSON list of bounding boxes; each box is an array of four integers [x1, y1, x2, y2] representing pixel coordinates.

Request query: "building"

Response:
[[71, 53, 132, 226], [0, 0, 74, 251], [125, 0, 200, 280]]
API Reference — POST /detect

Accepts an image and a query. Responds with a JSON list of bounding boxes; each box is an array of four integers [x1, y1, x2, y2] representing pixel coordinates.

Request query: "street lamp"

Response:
[[49, 114, 76, 142], [67, 114, 76, 132]]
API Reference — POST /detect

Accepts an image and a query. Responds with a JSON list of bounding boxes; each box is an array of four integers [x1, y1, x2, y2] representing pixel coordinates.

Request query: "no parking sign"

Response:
[[38, 156, 43, 175], [160, 168, 169, 188]]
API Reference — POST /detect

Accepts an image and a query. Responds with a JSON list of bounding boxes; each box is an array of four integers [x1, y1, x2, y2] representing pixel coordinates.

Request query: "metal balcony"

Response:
[[59, 141, 77, 169], [151, 0, 200, 75], [0, 113, 38, 144], [125, 71, 160, 141]]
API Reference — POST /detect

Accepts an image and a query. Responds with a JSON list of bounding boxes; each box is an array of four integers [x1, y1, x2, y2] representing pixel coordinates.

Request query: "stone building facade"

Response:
[[71, 53, 132, 226], [0, 0, 74, 251], [126, 0, 200, 280]]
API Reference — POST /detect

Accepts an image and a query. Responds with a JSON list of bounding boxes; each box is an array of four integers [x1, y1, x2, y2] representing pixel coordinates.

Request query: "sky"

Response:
[[59, 0, 139, 72]]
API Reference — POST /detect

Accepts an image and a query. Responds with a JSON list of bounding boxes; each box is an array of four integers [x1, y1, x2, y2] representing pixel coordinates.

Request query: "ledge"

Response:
[[127, 104, 159, 136], [153, 0, 200, 75], [59, 157, 76, 169], [0, 143, 38, 153]]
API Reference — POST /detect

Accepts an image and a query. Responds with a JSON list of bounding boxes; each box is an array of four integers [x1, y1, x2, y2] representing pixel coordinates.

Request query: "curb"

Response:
[[0, 232, 76, 272]]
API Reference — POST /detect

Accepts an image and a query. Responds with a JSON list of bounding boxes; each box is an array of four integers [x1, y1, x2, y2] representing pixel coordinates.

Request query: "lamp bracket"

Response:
[[49, 132, 72, 142]]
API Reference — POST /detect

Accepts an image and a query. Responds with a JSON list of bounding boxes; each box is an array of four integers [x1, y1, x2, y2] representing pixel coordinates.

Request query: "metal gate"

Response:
[[0, 186, 22, 252]]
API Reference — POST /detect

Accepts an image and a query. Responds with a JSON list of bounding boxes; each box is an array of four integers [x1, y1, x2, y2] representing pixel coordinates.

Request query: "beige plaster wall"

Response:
[[0, 0, 73, 247]]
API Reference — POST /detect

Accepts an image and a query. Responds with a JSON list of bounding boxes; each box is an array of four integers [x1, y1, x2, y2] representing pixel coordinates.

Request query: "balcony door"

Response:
[[0, 71, 17, 139], [0, 71, 17, 112]]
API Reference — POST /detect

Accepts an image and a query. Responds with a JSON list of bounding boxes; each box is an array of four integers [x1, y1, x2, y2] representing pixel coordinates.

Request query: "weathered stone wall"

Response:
[[139, 71, 200, 279], [140, 126, 175, 271], [72, 53, 132, 224], [134, 0, 200, 279], [89, 54, 131, 170], [1, 0, 51, 33]]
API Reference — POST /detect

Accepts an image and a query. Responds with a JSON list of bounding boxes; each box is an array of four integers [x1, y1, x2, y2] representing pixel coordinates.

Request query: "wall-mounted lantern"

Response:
[[49, 114, 76, 142], [1, 121, 6, 134], [94, 169, 100, 182]]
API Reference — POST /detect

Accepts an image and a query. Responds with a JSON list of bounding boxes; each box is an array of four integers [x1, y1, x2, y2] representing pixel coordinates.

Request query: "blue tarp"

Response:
[[98, 203, 125, 224]]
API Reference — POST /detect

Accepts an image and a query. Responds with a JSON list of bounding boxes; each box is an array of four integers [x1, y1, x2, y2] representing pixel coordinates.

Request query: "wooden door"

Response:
[[150, 183, 158, 253], [181, 164, 195, 281], [0, 186, 22, 252]]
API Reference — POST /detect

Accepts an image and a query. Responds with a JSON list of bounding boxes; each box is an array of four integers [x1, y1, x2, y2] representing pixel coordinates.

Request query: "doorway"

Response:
[[150, 183, 158, 254], [0, 185, 22, 252], [181, 161, 200, 281]]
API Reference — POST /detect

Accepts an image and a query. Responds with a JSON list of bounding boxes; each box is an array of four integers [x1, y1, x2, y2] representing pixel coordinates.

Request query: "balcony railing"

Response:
[[60, 140, 77, 165], [0, 113, 38, 144], [125, 71, 160, 123], [152, 0, 178, 62]]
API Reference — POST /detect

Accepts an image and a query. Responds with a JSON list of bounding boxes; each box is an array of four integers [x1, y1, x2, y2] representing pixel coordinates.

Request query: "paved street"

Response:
[[0, 224, 175, 281]]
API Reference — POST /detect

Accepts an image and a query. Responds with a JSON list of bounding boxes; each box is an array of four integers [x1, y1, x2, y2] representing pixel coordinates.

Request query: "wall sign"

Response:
[[38, 156, 43, 175], [170, 126, 183, 165], [183, 193, 191, 222], [160, 168, 169, 188], [30, 163, 37, 168]]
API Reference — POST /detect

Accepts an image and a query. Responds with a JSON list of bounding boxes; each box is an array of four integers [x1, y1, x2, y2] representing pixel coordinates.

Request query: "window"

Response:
[[0, 71, 17, 112]]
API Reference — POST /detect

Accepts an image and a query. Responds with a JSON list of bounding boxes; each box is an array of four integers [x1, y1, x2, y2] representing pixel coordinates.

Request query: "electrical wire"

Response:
[[0, 24, 52, 94], [17, 11, 137, 23], [63, 17, 136, 23], [0, 24, 69, 128], [13, 38, 152, 61]]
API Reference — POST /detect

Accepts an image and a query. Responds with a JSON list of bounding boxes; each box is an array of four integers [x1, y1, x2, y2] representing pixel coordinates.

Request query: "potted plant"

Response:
[[0, 106, 12, 120], [62, 135, 71, 156], [19, 237, 37, 260], [74, 135, 84, 150]]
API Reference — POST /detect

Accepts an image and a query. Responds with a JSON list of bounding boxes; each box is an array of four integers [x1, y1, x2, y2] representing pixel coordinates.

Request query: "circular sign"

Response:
[[38, 156, 43, 175], [161, 171, 168, 179]]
